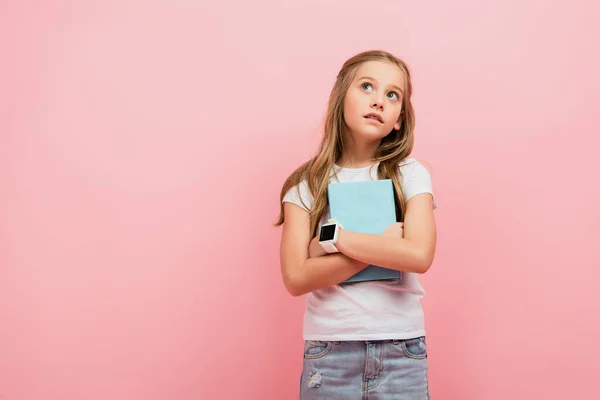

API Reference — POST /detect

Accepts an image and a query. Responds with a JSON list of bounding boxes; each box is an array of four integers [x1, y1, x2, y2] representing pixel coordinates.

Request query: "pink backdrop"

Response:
[[2, 1, 599, 399]]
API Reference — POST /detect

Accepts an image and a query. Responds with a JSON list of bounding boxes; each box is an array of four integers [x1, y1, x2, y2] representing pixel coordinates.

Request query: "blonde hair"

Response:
[[275, 50, 416, 236]]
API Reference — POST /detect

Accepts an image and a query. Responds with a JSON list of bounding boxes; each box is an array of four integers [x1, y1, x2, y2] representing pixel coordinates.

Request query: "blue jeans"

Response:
[[299, 337, 430, 399]]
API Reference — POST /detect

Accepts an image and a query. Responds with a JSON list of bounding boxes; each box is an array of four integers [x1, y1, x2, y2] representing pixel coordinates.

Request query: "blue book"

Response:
[[327, 179, 402, 284]]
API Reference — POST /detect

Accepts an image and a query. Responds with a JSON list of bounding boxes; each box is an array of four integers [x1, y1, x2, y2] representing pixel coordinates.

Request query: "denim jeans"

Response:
[[299, 337, 430, 399]]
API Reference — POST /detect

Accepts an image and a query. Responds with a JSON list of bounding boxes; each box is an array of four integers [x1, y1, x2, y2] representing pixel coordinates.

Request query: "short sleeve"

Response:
[[282, 180, 314, 212], [400, 158, 437, 210]]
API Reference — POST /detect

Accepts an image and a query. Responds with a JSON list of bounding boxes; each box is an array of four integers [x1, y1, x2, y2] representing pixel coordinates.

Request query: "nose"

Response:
[[371, 94, 385, 111], [371, 102, 384, 111]]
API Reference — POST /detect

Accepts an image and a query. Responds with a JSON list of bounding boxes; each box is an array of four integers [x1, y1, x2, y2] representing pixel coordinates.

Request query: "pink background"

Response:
[[1, 1, 599, 399]]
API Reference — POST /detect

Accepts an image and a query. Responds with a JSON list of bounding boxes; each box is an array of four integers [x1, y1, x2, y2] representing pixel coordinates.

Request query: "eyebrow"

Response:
[[358, 76, 404, 94]]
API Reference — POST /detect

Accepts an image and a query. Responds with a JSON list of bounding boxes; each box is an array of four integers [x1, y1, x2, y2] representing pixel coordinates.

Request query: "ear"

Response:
[[394, 121, 401, 130]]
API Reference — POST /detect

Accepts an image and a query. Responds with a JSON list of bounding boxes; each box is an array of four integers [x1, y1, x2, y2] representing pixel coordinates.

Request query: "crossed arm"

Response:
[[279, 193, 437, 297]]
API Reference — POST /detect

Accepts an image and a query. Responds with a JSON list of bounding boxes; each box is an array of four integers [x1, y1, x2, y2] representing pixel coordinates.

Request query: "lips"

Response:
[[364, 113, 384, 123]]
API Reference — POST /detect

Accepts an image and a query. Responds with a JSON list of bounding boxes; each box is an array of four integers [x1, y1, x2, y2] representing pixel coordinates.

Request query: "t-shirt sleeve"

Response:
[[400, 159, 438, 210], [282, 180, 314, 212]]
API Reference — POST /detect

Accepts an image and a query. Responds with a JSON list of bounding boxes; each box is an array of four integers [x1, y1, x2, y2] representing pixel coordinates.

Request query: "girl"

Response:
[[276, 50, 437, 399]]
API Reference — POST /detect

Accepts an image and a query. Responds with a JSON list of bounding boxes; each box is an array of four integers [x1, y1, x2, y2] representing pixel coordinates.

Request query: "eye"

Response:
[[361, 82, 373, 92], [387, 91, 399, 100]]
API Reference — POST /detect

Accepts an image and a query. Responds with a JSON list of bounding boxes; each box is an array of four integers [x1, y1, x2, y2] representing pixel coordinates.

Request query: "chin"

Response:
[[352, 127, 389, 142]]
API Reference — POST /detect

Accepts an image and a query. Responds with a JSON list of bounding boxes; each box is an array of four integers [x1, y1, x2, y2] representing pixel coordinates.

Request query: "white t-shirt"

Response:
[[282, 157, 437, 341]]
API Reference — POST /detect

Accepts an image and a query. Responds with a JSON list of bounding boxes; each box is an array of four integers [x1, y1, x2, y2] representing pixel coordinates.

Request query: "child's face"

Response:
[[343, 60, 405, 143]]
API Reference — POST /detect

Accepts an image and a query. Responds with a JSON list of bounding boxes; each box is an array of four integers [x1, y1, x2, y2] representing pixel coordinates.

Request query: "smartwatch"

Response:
[[319, 219, 343, 254]]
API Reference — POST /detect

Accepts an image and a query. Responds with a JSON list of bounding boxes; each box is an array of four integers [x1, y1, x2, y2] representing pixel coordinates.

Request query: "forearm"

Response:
[[336, 230, 432, 274], [290, 254, 367, 296]]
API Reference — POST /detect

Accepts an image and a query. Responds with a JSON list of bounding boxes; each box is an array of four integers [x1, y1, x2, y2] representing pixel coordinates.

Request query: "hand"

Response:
[[309, 235, 328, 258], [382, 222, 404, 238]]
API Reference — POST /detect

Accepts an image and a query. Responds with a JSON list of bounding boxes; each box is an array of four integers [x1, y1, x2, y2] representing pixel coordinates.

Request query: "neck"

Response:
[[338, 134, 380, 168]]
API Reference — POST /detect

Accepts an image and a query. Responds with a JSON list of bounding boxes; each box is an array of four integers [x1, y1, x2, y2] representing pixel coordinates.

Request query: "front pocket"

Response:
[[400, 337, 427, 359], [303, 340, 333, 359]]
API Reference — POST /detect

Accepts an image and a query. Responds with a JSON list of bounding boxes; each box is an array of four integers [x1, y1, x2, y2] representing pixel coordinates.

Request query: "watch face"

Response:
[[320, 224, 336, 242]]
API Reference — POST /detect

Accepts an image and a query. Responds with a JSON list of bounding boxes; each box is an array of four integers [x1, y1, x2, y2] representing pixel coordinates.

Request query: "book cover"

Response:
[[327, 179, 402, 284]]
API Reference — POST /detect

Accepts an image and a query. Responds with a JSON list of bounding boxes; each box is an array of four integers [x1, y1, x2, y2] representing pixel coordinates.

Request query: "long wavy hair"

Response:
[[275, 50, 416, 236]]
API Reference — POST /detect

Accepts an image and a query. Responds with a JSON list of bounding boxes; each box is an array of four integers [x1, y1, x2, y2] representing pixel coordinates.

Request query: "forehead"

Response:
[[354, 60, 406, 88]]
